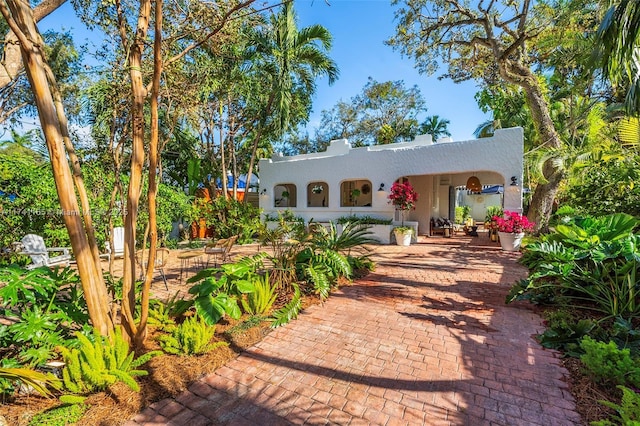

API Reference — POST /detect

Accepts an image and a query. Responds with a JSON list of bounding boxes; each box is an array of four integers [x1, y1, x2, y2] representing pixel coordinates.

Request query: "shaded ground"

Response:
[[0, 235, 615, 425], [127, 235, 583, 425]]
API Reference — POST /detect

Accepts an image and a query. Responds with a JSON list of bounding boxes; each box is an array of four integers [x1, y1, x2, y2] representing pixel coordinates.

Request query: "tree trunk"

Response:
[[0, 0, 112, 335], [500, 61, 565, 231], [135, 0, 162, 347], [120, 0, 152, 342], [0, 0, 67, 89]]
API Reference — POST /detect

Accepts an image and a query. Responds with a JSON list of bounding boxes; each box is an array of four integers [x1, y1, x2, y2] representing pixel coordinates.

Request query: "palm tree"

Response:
[[418, 115, 451, 141], [243, 2, 339, 197], [595, 0, 640, 115]]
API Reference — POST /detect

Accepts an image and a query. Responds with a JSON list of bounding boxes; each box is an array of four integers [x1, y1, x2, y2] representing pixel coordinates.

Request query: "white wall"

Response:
[[259, 128, 524, 235]]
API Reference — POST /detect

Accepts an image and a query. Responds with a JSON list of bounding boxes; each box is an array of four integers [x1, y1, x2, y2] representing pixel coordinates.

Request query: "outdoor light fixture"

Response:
[[510, 176, 518, 186], [466, 176, 481, 192], [378, 183, 385, 192], [260, 188, 267, 195]]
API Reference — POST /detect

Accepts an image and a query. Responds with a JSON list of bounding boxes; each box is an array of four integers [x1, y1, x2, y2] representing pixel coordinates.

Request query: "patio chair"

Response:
[[135, 247, 170, 290], [204, 235, 238, 267], [103, 226, 125, 261], [19, 234, 72, 270]]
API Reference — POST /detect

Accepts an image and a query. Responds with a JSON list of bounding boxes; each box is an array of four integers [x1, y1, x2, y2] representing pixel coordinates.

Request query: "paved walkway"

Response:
[[126, 237, 582, 425]]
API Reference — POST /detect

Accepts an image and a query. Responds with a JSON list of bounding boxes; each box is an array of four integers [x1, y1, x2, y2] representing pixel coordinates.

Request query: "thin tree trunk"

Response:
[[120, 0, 152, 341], [135, 0, 162, 347], [43, 64, 103, 267], [0, 0, 112, 335]]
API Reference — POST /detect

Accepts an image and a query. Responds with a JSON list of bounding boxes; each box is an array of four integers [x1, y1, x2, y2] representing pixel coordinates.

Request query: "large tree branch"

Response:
[[163, 0, 256, 69], [0, 0, 67, 89]]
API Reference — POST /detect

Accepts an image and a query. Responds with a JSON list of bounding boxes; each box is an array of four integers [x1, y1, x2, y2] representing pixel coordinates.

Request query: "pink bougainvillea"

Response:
[[493, 211, 535, 234], [388, 181, 418, 211], [389, 181, 418, 226]]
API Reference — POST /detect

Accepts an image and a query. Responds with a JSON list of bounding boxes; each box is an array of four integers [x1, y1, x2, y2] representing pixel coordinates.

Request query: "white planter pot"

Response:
[[394, 229, 412, 246], [498, 231, 525, 251]]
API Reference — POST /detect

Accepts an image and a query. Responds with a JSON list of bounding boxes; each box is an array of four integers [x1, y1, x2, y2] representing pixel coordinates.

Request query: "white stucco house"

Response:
[[258, 127, 524, 241]]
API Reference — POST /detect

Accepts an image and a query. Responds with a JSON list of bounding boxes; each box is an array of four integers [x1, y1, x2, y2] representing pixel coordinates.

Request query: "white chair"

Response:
[[20, 234, 72, 270], [104, 227, 125, 261]]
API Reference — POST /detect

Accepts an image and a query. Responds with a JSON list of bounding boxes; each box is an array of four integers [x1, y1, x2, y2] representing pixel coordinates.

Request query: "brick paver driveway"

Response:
[[127, 237, 581, 426]]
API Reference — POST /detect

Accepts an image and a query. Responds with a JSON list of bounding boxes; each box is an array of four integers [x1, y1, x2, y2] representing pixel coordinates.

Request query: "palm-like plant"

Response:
[[243, 2, 339, 193], [595, 0, 640, 115], [418, 115, 451, 141]]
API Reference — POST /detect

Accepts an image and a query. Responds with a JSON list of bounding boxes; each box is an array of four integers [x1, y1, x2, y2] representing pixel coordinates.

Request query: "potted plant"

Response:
[[388, 181, 418, 246], [485, 206, 503, 242], [351, 188, 361, 206], [493, 211, 534, 251], [312, 185, 324, 194]]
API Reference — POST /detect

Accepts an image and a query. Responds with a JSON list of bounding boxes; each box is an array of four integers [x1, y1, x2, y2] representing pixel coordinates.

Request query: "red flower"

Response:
[[388, 182, 418, 211], [493, 211, 534, 234]]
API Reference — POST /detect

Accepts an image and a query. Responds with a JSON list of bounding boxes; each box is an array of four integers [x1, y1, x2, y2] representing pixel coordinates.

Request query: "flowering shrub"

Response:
[[493, 211, 534, 234], [388, 181, 418, 211], [389, 181, 418, 225]]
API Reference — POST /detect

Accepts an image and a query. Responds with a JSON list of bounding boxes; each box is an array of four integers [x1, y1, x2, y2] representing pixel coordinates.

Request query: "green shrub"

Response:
[[28, 403, 88, 426], [59, 329, 160, 394], [205, 197, 262, 243], [592, 386, 640, 426], [485, 206, 503, 222], [580, 336, 640, 387], [537, 317, 595, 357], [455, 205, 471, 224], [336, 215, 392, 225], [241, 272, 277, 316], [158, 316, 227, 355]]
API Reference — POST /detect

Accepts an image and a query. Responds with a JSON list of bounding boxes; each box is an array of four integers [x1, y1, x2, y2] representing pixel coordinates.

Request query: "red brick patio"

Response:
[[126, 236, 581, 425]]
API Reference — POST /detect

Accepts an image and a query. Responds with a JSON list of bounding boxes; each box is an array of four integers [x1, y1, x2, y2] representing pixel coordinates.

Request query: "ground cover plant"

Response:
[[509, 211, 640, 424]]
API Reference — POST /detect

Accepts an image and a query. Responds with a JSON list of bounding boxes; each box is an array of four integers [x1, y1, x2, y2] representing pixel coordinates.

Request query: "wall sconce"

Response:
[[378, 183, 385, 192], [260, 188, 267, 195], [510, 176, 518, 186]]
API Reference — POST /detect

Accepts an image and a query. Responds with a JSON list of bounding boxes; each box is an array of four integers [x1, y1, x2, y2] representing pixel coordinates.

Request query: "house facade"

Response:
[[258, 127, 524, 236]]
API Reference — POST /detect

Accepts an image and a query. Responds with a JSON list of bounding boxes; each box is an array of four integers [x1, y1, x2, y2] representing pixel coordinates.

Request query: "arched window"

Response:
[[307, 182, 328, 207], [340, 179, 372, 207], [274, 184, 297, 207]]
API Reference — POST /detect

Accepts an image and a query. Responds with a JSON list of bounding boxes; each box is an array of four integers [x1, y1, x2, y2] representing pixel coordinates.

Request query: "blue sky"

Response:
[[294, 0, 489, 141], [38, 0, 489, 141]]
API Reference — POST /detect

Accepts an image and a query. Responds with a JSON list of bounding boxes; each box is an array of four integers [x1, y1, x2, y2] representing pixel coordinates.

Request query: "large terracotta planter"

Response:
[[198, 218, 207, 239], [498, 231, 525, 251]]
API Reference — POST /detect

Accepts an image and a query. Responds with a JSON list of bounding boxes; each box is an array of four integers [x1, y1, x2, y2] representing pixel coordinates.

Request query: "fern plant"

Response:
[[271, 283, 302, 328], [241, 272, 277, 315], [592, 386, 640, 426], [147, 299, 177, 331], [59, 328, 160, 394], [157, 316, 227, 356]]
